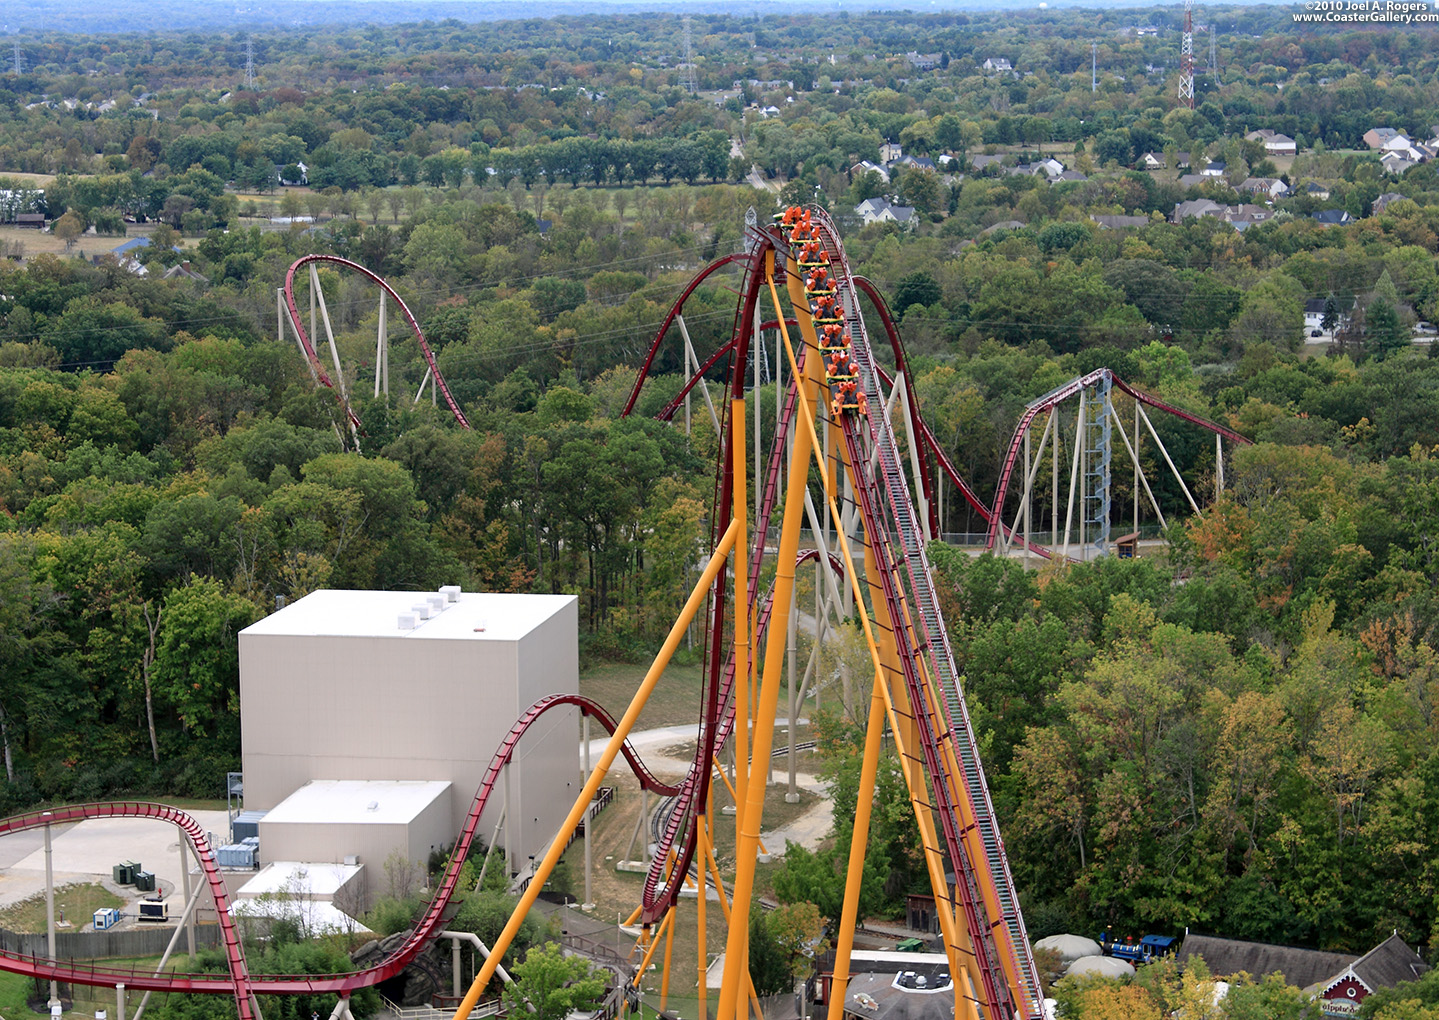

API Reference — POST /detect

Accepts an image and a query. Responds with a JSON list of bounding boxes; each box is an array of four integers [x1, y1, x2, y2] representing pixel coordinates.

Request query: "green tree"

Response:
[[1366, 297, 1408, 362], [501, 943, 605, 1020], [150, 575, 258, 743]]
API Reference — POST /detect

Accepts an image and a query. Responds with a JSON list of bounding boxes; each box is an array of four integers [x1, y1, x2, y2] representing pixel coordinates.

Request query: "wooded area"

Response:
[[1, 8, 1438, 1007]]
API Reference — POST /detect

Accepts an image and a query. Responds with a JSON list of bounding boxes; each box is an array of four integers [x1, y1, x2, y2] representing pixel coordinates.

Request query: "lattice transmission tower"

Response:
[[681, 17, 697, 94], [1178, 0, 1195, 108]]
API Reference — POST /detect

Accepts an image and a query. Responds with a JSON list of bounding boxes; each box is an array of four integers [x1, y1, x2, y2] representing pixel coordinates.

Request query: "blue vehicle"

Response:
[[1098, 931, 1179, 965]]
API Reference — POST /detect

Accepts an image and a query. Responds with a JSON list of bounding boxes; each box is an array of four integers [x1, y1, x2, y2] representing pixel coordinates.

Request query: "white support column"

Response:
[[786, 578, 798, 803], [1005, 413, 1052, 557], [896, 375, 932, 542], [582, 714, 594, 910], [1023, 426, 1032, 569], [502, 764, 512, 877], [309, 264, 347, 403], [1062, 398, 1084, 561], [1216, 434, 1224, 497], [1138, 404, 1202, 516], [281, 288, 318, 382], [414, 366, 432, 407], [1109, 404, 1167, 530], [679, 318, 721, 439], [44, 812, 57, 1008], [179, 824, 195, 957], [131, 879, 211, 1020], [1052, 407, 1060, 548], [374, 295, 387, 400], [1134, 402, 1141, 538], [117, 984, 126, 1020]]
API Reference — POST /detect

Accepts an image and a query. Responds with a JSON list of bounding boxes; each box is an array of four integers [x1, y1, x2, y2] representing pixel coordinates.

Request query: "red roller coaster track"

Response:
[[282, 255, 471, 432], [0, 697, 672, 1014]]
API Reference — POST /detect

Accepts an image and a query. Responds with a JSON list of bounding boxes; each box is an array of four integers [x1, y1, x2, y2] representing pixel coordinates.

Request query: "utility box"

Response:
[[93, 908, 119, 931], [133, 871, 156, 892], [137, 902, 169, 923], [113, 862, 134, 885]]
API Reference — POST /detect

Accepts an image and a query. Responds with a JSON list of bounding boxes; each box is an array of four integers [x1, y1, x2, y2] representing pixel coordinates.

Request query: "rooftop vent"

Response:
[[440, 585, 462, 602], [398, 614, 418, 631], [411, 604, 432, 620], [427, 595, 446, 614]]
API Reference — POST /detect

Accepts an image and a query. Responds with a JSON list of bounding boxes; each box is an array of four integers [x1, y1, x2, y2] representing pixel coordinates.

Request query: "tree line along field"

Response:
[[0, 7, 1437, 1015]]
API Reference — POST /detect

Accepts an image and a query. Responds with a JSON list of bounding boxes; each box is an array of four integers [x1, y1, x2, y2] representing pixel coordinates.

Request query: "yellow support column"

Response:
[[716, 255, 821, 1020], [450, 518, 741, 1020]]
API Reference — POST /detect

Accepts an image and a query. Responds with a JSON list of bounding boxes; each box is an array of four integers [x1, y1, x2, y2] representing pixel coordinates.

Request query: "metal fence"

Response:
[[0, 923, 221, 960]]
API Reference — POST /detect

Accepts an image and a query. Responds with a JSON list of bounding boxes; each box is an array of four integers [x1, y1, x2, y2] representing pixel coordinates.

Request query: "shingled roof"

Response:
[[1316, 934, 1431, 995], [1176, 934, 1356, 989]]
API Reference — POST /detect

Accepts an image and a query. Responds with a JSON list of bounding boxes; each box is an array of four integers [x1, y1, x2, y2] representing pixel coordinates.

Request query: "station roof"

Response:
[[241, 589, 573, 643], [262, 780, 451, 826]]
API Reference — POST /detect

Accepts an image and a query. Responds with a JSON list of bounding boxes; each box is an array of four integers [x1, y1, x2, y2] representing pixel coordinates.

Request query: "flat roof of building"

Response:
[[263, 780, 451, 826], [241, 590, 574, 642], [232, 897, 372, 935], [238, 861, 361, 898]]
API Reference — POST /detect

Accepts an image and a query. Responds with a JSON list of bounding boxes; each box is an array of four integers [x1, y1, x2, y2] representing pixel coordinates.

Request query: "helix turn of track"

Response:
[[0, 696, 674, 1018]]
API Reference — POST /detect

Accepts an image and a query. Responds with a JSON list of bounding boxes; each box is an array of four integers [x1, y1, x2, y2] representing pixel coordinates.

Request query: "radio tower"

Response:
[[1091, 41, 1097, 92], [1178, 0, 1195, 108], [11, 43, 21, 76], [244, 39, 256, 89], [681, 17, 696, 94]]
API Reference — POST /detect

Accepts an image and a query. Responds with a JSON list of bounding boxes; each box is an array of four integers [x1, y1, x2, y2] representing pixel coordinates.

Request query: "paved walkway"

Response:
[[0, 810, 230, 912], [586, 722, 833, 856]]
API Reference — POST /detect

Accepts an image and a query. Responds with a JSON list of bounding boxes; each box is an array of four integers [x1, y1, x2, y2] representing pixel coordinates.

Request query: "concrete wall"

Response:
[[239, 593, 579, 877]]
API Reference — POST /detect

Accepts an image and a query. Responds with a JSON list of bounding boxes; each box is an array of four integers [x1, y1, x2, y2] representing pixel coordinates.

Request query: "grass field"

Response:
[[0, 883, 123, 933]]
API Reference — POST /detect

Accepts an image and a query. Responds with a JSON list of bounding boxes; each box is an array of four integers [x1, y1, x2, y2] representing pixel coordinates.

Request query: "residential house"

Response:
[[1172, 199, 1223, 223], [1091, 214, 1150, 229], [879, 141, 903, 163], [981, 219, 1027, 234], [1245, 129, 1298, 156], [163, 261, 209, 284], [1223, 204, 1273, 229], [1178, 174, 1208, 188], [1312, 209, 1353, 226], [970, 154, 1006, 172], [1239, 177, 1290, 200], [1174, 151, 1192, 169], [890, 155, 938, 173], [1304, 296, 1351, 334], [1380, 152, 1419, 175], [1202, 161, 1227, 177], [854, 197, 917, 226], [277, 161, 309, 186], [1304, 182, 1331, 200], [1054, 169, 1089, 182], [1139, 152, 1166, 170], [905, 52, 941, 70], [850, 160, 891, 183], [1363, 127, 1403, 149], [1371, 192, 1408, 214], [982, 57, 1013, 73], [1171, 201, 1272, 229]]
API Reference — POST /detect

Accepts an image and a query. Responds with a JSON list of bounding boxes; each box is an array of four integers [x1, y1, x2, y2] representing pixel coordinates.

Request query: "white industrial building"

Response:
[[236, 588, 581, 908]]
